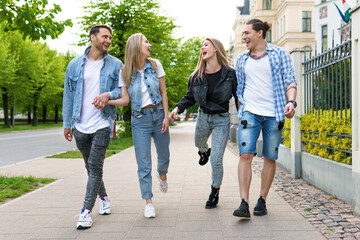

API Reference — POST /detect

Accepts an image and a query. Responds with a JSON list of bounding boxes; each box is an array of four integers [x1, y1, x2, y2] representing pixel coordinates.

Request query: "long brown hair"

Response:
[[190, 38, 230, 83], [121, 33, 158, 87]]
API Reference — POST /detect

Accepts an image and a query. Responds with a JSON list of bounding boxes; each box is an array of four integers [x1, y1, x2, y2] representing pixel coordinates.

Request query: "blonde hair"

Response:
[[191, 38, 230, 83], [122, 33, 158, 87]]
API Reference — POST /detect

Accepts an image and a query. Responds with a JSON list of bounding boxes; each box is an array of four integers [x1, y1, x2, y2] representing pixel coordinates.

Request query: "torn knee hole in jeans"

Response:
[[278, 121, 284, 131], [241, 120, 248, 129]]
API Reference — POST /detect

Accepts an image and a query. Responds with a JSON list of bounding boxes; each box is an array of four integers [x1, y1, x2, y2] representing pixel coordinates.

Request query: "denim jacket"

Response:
[[175, 66, 238, 114], [62, 46, 123, 132], [128, 61, 162, 112]]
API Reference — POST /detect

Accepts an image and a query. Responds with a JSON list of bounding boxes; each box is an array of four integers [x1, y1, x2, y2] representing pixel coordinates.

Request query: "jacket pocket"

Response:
[[68, 75, 79, 92]]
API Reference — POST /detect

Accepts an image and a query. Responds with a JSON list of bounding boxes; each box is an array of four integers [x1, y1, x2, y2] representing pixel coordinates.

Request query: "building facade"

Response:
[[315, 0, 353, 54], [231, 0, 315, 63]]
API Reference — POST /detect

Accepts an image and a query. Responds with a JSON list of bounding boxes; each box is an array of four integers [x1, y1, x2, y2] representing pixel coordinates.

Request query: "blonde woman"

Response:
[[98, 33, 170, 218], [170, 38, 238, 209]]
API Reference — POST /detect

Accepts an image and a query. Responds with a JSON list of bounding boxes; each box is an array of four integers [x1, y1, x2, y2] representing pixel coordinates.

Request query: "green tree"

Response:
[[0, 0, 72, 40], [0, 30, 17, 127]]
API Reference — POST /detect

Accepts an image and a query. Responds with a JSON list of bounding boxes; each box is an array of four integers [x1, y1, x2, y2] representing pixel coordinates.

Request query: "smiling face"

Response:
[[242, 24, 263, 51], [201, 40, 217, 62], [91, 27, 112, 54], [140, 36, 152, 59]]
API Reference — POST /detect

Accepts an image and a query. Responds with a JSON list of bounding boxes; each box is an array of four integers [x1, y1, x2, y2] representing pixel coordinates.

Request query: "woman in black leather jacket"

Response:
[[169, 38, 238, 209]]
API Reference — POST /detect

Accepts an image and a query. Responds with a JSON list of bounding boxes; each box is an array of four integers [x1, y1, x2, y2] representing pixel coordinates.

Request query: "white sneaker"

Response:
[[99, 196, 111, 215], [77, 209, 92, 229], [144, 203, 156, 218], [156, 172, 168, 193]]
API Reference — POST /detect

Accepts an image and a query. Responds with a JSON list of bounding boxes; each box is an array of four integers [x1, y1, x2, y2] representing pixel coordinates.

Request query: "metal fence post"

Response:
[[350, 3, 360, 216]]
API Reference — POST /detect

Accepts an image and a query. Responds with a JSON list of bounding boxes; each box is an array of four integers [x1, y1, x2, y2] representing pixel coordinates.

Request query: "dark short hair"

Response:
[[246, 19, 270, 39], [89, 24, 113, 39]]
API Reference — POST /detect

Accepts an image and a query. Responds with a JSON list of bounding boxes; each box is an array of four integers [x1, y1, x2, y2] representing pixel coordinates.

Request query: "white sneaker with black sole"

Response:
[[144, 203, 156, 218], [99, 196, 111, 215], [77, 209, 92, 229]]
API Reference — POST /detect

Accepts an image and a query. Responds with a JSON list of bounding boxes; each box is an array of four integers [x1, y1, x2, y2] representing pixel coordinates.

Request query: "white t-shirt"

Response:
[[119, 60, 165, 108], [243, 55, 276, 117], [74, 57, 110, 133]]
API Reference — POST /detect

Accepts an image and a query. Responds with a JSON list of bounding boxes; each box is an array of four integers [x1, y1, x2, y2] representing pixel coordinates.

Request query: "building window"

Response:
[[302, 11, 311, 32], [263, 0, 272, 10], [266, 29, 272, 42], [322, 25, 328, 52]]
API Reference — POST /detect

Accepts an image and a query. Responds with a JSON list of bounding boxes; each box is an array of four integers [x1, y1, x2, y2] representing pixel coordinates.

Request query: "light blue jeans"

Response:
[[195, 109, 230, 187], [131, 103, 170, 200]]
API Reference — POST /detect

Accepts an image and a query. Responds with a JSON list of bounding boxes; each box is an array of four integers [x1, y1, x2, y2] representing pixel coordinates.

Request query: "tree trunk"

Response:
[[54, 105, 59, 124], [42, 105, 46, 123], [27, 111, 31, 124], [10, 105, 14, 126], [1, 91, 10, 127], [32, 94, 39, 126]]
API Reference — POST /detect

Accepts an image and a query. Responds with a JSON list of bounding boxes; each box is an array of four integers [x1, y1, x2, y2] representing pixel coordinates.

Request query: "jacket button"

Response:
[[151, 94, 153, 96], [145, 77, 147, 79], [148, 85, 150, 87], [154, 101, 156, 104]]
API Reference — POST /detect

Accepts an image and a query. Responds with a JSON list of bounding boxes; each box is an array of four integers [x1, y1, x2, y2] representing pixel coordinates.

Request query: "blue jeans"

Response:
[[72, 127, 110, 211], [131, 104, 170, 200], [195, 109, 230, 187], [238, 111, 284, 160]]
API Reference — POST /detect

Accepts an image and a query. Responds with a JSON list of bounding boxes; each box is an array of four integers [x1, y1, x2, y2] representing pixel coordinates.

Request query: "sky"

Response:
[[45, 0, 241, 55]]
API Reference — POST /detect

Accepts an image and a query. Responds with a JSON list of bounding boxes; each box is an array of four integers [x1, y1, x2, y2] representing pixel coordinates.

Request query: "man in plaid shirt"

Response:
[[233, 19, 297, 218]]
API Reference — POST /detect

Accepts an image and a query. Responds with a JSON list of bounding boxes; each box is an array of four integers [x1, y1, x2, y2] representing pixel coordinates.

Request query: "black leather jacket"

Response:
[[175, 66, 238, 114]]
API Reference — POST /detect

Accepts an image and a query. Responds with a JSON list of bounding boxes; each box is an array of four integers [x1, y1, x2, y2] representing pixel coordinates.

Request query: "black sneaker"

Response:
[[205, 186, 220, 209], [198, 148, 211, 166], [233, 199, 250, 218], [253, 196, 267, 216]]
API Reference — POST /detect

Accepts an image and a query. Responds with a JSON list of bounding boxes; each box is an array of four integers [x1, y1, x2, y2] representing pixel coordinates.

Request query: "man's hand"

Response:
[[284, 102, 295, 119], [93, 92, 111, 110], [64, 128, 73, 142]]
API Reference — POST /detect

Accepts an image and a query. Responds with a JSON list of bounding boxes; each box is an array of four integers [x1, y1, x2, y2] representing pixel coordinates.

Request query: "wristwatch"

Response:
[[288, 100, 297, 108]]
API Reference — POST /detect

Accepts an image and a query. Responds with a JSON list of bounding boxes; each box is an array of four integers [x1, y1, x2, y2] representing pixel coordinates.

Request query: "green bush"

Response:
[[116, 121, 132, 137], [300, 109, 351, 165], [282, 118, 291, 148]]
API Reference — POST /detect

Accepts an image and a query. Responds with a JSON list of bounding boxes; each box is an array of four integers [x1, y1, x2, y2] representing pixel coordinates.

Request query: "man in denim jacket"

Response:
[[62, 25, 123, 229]]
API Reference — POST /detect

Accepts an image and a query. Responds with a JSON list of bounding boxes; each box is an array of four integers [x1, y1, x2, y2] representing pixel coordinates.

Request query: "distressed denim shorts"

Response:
[[238, 111, 284, 160]]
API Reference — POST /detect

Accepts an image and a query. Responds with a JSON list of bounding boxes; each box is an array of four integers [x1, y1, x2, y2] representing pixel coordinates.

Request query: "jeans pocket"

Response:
[[132, 111, 143, 119]]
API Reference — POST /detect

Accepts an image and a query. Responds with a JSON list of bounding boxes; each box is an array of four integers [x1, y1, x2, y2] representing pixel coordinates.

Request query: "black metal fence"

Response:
[[302, 39, 352, 164]]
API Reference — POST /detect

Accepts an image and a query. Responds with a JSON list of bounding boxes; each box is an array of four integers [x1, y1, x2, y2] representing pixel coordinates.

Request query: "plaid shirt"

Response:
[[235, 43, 296, 122]]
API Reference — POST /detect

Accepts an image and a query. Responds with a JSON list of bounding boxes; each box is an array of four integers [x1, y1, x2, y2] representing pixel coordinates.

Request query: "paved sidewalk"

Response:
[[0, 121, 325, 240]]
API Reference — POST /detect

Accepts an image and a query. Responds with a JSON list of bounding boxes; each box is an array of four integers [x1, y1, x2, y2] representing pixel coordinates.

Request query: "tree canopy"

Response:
[[0, 0, 72, 40]]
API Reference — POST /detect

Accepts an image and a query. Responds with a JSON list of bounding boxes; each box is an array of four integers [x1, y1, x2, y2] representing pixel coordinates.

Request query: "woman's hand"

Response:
[[161, 116, 169, 133], [93, 92, 110, 110], [169, 107, 179, 122]]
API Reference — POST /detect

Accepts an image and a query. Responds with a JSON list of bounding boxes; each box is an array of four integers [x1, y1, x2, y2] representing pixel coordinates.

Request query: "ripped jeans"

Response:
[[238, 111, 284, 160]]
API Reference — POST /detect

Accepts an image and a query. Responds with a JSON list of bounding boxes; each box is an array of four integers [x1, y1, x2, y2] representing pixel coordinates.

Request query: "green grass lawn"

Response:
[[47, 137, 133, 158], [0, 122, 63, 133], [0, 176, 55, 203]]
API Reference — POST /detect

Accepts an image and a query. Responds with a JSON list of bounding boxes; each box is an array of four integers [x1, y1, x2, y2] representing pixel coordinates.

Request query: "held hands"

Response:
[[169, 107, 179, 123], [92, 92, 111, 110], [64, 128, 73, 142], [284, 102, 295, 119]]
